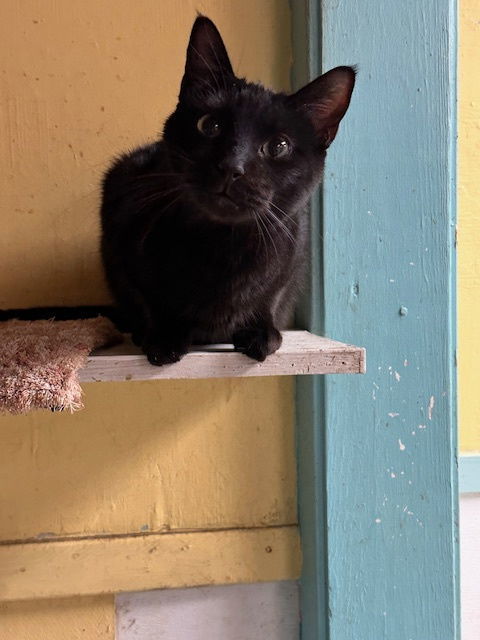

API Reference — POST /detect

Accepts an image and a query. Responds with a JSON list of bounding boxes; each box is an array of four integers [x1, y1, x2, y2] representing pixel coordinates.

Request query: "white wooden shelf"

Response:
[[79, 331, 365, 382]]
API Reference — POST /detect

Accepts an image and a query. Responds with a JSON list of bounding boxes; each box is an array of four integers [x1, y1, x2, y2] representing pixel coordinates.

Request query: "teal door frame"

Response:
[[293, 1, 459, 638]]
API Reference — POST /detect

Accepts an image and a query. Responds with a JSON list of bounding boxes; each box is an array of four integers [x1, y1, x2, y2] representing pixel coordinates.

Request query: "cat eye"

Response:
[[261, 136, 292, 159], [197, 114, 221, 138]]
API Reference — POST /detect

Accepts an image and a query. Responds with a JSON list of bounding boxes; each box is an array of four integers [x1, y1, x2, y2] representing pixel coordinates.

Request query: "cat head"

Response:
[[163, 16, 355, 223]]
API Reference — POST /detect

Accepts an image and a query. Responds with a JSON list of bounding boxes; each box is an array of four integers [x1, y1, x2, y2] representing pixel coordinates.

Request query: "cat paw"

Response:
[[144, 344, 188, 366], [233, 326, 282, 362]]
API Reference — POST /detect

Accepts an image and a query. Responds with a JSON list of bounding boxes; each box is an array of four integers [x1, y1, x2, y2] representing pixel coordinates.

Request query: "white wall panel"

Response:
[[461, 493, 480, 640], [116, 581, 299, 640]]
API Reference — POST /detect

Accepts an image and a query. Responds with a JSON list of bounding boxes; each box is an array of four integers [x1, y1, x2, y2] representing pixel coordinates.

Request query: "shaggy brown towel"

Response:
[[0, 317, 122, 414]]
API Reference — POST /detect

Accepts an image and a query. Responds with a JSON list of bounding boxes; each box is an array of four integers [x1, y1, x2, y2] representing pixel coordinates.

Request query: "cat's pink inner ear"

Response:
[[290, 66, 355, 147]]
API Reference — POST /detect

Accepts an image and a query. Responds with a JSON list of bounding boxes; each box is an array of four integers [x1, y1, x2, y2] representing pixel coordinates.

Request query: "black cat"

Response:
[[1, 16, 355, 366], [100, 16, 354, 365]]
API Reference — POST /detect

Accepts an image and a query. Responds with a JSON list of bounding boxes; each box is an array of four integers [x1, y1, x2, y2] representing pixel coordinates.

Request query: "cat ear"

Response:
[[181, 16, 234, 94], [289, 66, 355, 147]]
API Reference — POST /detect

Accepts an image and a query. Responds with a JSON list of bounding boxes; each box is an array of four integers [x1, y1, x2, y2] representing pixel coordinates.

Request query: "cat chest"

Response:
[[143, 233, 291, 286]]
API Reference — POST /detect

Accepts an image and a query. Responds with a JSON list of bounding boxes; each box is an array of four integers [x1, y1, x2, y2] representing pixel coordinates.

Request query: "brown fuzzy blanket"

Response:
[[0, 317, 122, 414]]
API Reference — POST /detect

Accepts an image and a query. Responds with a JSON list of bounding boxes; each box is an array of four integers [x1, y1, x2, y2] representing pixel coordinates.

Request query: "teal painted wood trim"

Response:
[[291, 2, 329, 639], [321, 1, 458, 638], [460, 455, 480, 493], [293, 0, 459, 639]]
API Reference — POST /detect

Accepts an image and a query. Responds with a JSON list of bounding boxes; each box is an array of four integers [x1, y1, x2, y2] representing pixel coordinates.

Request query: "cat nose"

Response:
[[217, 159, 245, 181]]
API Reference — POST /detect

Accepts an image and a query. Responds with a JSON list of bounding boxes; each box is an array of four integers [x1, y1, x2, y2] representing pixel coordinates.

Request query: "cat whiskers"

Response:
[[138, 190, 185, 248], [268, 201, 299, 227], [132, 183, 190, 213], [132, 172, 190, 180], [128, 170, 191, 195], [168, 147, 196, 166], [263, 207, 296, 247], [251, 209, 268, 255], [254, 209, 280, 261]]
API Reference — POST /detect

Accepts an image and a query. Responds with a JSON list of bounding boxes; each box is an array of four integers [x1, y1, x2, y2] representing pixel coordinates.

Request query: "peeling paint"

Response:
[[35, 532, 56, 540]]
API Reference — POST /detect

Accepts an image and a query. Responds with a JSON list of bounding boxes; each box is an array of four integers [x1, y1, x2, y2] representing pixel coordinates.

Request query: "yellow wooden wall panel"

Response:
[[0, 377, 295, 542], [0, 595, 114, 640], [0, 0, 294, 542], [0, 526, 301, 601], [0, 2, 294, 632], [459, 0, 480, 451]]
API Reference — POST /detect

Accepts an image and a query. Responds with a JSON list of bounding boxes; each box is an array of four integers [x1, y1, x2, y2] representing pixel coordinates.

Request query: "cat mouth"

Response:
[[217, 192, 237, 204], [195, 188, 255, 223], [212, 190, 239, 209]]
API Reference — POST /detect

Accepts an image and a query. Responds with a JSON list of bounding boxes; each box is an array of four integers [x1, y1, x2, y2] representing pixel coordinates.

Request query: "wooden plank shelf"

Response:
[[79, 330, 365, 382]]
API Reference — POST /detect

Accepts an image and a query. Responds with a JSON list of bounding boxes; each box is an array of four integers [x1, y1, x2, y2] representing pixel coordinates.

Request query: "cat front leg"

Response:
[[232, 323, 282, 362], [142, 320, 191, 366]]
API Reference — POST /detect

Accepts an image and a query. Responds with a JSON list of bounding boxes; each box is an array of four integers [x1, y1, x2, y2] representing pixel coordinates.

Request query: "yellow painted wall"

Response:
[[0, 596, 114, 640], [0, 0, 290, 308], [0, 1, 293, 637], [459, 0, 480, 452], [0, 378, 296, 541]]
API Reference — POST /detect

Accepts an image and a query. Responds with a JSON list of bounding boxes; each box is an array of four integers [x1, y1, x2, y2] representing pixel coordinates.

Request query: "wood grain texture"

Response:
[[0, 526, 301, 601], [319, 0, 458, 638], [116, 582, 299, 640], [291, 2, 330, 637], [293, 0, 458, 638], [79, 331, 365, 382], [0, 595, 114, 640]]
